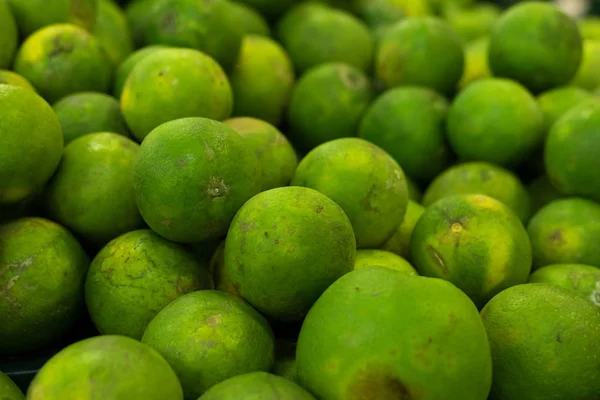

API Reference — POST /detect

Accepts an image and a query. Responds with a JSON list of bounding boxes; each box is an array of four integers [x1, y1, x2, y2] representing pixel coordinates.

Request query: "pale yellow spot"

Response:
[[484, 232, 512, 292], [451, 223, 463, 233], [469, 194, 504, 212]]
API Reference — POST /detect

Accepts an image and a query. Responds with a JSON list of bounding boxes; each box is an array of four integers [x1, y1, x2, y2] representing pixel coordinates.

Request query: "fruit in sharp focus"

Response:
[[354, 249, 417, 275], [198, 372, 316, 400], [528, 263, 600, 307]]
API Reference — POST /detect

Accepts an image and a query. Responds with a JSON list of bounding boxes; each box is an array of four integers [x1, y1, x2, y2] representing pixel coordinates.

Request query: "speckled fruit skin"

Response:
[[381, 200, 425, 260], [0, 70, 35, 91], [537, 86, 592, 133], [198, 372, 316, 400], [488, 2, 583, 93], [223, 186, 356, 321], [527, 198, 600, 269], [0, 85, 63, 206], [85, 229, 213, 340], [411, 194, 532, 308], [296, 267, 492, 400], [354, 249, 417, 275], [133, 117, 260, 244], [0, 0, 18, 69], [112, 45, 167, 98], [44, 132, 144, 246], [528, 263, 600, 307], [0, 217, 88, 355], [27, 335, 183, 400], [481, 284, 600, 400], [0, 370, 24, 400], [291, 138, 408, 249], [13, 24, 111, 104], [142, 290, 275, 399], [120, 48, 233, 142]]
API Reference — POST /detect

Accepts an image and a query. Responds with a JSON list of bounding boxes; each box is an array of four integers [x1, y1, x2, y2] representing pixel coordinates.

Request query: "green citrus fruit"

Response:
[[142, 290, 275, 399], [526, 175, 564, 215], [44, 132, 143, 245], [229, 2, 270, 37], [529, 263, 600, 307], [52, 92, 129, 144], [352, 0, 430, 28], [411, 194, 532, 307], [112, 45, 167, 98], [527, 197, 600, 269], [445, 3, 500, 44], [287, 63, 374, 151], [297, 267, 492, 400], [381, 200, 425, 260], [229, 35, 294, 126], [488, 2, 582, 93], [133, 117, 260, 243], [537, 85, 592, 133], [13, 24, 111, 103], [571, 40, 600, 91], [223, 186, 356, 321], [375, 17, 464, 94], [579, 16, 600, 41], [199, 372, 316, 400], [447, 78, 544, 167], [545, 98, 600, 200], [355, 249, 417, 275], [0, 0, 18, 69], [238, 0, 294, 20], [0, 70, 35, 91], [480, 283, 600, 400], [27, 335, 183, 400], [458, 37, 491, 90], [406, 177, 422, 202], [0, 85, 62, 205], [0, 370, 24, 400], [422, 162, 531, 223], [224, 117, 298, 191], [86, 229, 213, 340], [124, 0, 153, 47], [0, 217, 88, 355], [359, 86, 450, 182], [291, 138, 408, 249], [94, 0, 133, 67], [121, 48, 233, 141]]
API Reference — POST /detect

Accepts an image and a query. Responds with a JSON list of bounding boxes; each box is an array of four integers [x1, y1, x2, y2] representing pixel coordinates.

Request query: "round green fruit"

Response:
[[0, 0, 18, 69], [352, 0, 430, 28], [94, 0, 134, 67], [0, 370, 24, 400], [381, 200, 425, 260], [355, 249, 417, 275], [526, 175, 564, 215], [198, 372, 316, 400], [237, 0, 294, 20], [229, 2, 270, 37], [112, 45, 167, 98], [0, 70, 35, 91], [529, 263, 600, 307], [537, 85, 592, 133], [458, 37, 491, 90], [445, 3, 500, 44]]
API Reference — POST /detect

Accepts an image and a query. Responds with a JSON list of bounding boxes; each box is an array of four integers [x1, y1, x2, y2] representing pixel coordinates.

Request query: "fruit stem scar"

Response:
[[207, 177, 228, 199], [451, 223, 462, 233]]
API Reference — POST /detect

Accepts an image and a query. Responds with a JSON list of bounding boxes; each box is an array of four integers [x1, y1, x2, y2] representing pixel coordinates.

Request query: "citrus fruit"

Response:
[[94, 0, 134, 67], [355, 249, 417, 275], [447, 78, 544, 167], [0, 70, 35, 91], [229, 2, 270, 37], [198, 372, 316, 400], [52, 92, 129, 144], [120, 48, 233, 141], [238, 0, 294, 20], [0, 0, 17, 69], [358, 86, 450, 182], [545, 98, 600, 200], [133, 117, 260, 243], [0, 85, 63, 205], [529, 263, 600, 307], [296, 267, 492, 400], [537, 85, 592, 133], [0, 370, 24, 400], [375, 17, 464, 94], [527, 198, 600, 269], [571, 40, 600, 91], [141, 0, 243, 71], [291, 138, 408, 249], [445, 3, 500, 44], [27, 335, 183, 400], [480, 283, 600, 400], [278, 6, 373, 74], [223, 117, 298, 191], [124, 0, 153, 47], [142, 290, 275, 399], [0, 217, 88, 355], [228, 35, 295, 126], [7, 0, 97, 37], [86, 229, 213, 340], [579, 16, 600, 41], [44, 132, 143, 245], [526, 175, 564, 215], [287, 63, 374, 151], [406, 177, 422, 202], [13, 24, 111, 103], [222, 186, 356, 321], [411, 194, 532, 308], [381, 200, 425, 260], [458, 37, 491, 90], [427, 0, 474, 14], [422, 162, 531, 223], [352, 0, 430, 28], [488, 2, 583, 93], [276, 2, 328, 41], [112, 44, 167, 98]]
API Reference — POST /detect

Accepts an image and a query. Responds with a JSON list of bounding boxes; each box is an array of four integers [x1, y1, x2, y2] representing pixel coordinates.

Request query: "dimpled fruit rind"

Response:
[[120, 48, 233, 142], [199, 372, 316, 400], [0, 368, 24, 400], [545, 99, 600, 200], [381, 200, 425, 260], [26, 335, 183, 400], [422, 162, 531, 223], [0, 217, 88, 355], [447, 78, 544, 167], [375, 17, 464, 94], [527, 198, 600, 269], [85, 229, 213, 340], [222, 186, 356, 321], [354, 249, 417, 275], [488, 2, 583, 93], [411, 194, 532, 308], [133, 117, 260, 244], [292, 138, 408, 249], [528, 263, 600, 307], [13, 24, 111, 104], [0, 85, 63, 206], [296, 267, 492, 400], [481, 283, 600, 400], [141, 290, 275, 399], [44, 132, 144, 245]]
